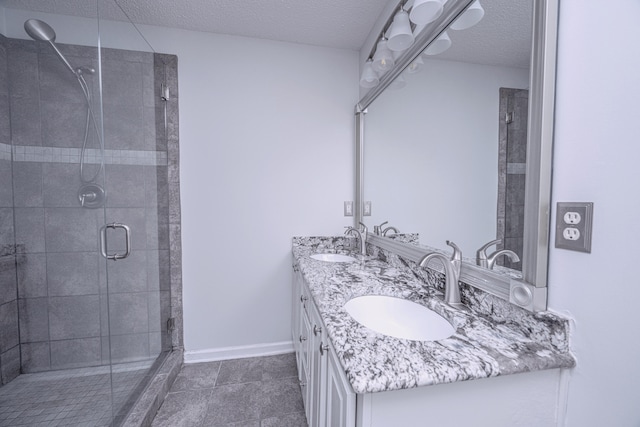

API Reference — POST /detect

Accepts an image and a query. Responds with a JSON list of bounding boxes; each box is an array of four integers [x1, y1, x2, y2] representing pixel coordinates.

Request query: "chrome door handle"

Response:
[[100, 223, 131, 261]]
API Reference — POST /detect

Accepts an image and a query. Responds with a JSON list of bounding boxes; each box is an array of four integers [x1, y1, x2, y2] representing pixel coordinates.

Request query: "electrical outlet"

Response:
[[555, 202, 593, 253], [562, 227, 580, 240], [563, 212, 582, 225], [344, 201, 353, 217], [363, 201, 372, 216]]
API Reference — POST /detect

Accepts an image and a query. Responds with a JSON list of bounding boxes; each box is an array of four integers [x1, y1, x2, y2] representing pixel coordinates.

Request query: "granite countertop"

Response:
[[292, 237, 576, 395]]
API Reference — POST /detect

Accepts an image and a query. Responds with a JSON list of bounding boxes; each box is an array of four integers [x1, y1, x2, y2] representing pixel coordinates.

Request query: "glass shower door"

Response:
[[96, 0, 172, 422]]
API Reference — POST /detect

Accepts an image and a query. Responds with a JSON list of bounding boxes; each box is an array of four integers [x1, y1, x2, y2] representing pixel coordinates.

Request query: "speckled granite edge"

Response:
[[292, 236, 575, 394]]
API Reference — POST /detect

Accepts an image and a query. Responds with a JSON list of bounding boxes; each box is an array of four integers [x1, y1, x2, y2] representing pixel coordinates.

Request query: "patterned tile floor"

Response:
[[151, 353, 308, 427], [0, 361, 153, 427]]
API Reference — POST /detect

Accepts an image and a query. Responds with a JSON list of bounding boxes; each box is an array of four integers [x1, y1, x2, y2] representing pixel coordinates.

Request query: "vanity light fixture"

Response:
[[424, 31, 452, 55], [409, 0, 446, 25], [372, 37, 395, 73], [387, 8, 415, 52], [359, 58, 380, 88], [450, 0, 484, 30]]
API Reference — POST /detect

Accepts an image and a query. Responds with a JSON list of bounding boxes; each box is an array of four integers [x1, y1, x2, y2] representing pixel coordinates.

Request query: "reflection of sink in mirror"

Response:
[[344, 295, 454, 341], [310, 253, 358, 263]]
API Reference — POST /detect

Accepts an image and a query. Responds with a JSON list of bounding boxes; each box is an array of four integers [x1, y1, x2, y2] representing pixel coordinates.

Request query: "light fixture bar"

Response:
[[359, 0, 475, 109]]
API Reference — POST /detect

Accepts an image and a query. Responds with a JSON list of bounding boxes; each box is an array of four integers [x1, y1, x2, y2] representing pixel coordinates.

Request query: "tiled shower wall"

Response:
[[497, 88, 528, 270], [0, 34, 179, 376], [0, 34, 21, 386]]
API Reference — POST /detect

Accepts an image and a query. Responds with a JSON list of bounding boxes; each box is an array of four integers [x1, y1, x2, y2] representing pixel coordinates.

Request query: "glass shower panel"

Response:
[[97, 0, 170, 422]]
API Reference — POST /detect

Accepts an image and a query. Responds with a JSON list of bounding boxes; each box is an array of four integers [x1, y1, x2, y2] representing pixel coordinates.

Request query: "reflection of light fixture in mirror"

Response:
[[409, 0, 445, 25], [387, 8, 414, 52], [388, 74, 407, 90], [424, 31, 451, 55], [359, 59, 380, 88], [450, 0, 484, 30], [372, 37, 395, 73], [407, 55, 424, 73]]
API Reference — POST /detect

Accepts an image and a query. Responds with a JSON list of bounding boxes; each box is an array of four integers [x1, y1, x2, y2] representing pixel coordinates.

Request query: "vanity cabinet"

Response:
[[292, 263, 356, 427]]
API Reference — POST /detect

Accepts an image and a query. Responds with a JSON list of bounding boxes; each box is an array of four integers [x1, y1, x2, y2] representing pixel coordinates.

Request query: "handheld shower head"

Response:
[[24, 19, 76, 76], [24, 19, 56, 42]]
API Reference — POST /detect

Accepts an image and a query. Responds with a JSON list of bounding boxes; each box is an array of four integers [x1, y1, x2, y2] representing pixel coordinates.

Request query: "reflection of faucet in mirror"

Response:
[[418, 241, 462, 306], [373, 221, 399, 236], [345, 222, 368, 256], [382, 225, 399, 236], [476, 239, 520, 269]]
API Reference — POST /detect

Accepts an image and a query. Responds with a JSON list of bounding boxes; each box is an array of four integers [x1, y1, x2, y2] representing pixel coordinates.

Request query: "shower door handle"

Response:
[[100, 223, 131, 261]]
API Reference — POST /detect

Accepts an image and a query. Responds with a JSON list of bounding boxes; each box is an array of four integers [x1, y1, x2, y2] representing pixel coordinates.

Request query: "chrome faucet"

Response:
[[345, 222, 368, 256], [418, 241, 462, 306], [476, 239, 520, 269]]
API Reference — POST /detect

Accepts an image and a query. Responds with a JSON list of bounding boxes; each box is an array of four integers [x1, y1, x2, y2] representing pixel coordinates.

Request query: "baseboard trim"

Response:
[[184, 341, 294, 364]]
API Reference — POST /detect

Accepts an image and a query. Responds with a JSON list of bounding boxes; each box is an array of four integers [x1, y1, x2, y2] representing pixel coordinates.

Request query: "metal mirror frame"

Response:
[[354, 0, 559, 311]]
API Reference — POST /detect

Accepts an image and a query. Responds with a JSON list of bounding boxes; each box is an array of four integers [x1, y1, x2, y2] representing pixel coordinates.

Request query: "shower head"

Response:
[[24, 19, 56, 42], [24, 18, 76, 76]]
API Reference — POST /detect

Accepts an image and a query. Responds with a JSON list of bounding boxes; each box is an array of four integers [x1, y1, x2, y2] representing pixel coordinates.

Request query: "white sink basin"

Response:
[[310, 253, 358, 263], [344, 295, 455, 341]]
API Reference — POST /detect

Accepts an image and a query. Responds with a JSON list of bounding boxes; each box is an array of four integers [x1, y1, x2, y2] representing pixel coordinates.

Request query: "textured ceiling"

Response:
[[0, 0, 391, 50], [0, 0, 532, 67]]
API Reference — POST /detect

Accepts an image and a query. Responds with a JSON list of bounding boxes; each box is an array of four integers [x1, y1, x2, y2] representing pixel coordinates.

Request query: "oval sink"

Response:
[[310, 253, 358, 263], [344, 295, 455, 341]]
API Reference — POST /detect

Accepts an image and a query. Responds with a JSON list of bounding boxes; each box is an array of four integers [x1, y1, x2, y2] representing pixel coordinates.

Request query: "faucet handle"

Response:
[[358, 222, 368, 235], [476, 239, 501, 267], [373, 221, 388, 235], [445, 240, 462, 262]]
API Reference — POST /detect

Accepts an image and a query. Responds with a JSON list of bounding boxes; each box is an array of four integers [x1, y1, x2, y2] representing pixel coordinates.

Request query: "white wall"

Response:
[[549, 1, 640, 425], [138, 28, 358, 354]]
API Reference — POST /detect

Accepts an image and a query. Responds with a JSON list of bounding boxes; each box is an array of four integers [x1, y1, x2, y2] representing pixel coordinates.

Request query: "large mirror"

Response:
[[356, 0, 558, 311]]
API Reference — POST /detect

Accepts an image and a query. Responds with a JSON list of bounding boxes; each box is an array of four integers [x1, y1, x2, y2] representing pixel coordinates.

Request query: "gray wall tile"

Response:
[[108, 292, 148, 335], [44, 207, 101, 252], [20, 341, 51, 372], [109, 333, 149, 363], [105, 250, 147, 293], [49, 295, 100, 340], [101, 59, 143, 106], [0, 345, 20, 385], [43, 163, 84, 207], [47, 251, 99, 296], [105, 164, 145, 207], [50, 337, 101, 369], [40, 99, 90, 148], [7, 44, 39, 98], [17, 253, 47, 298], [38, 53, 87, 104], [9, 95, 41, 146], [12, 161, 43, 207], [0, 300, 19, 351], [0, 261, 18, 305], [14, 207, 45, 253], [18, 297, 49, 342], [0, 160, 14, 208], [103, 103, 144, 150], [0, 207, 15, 248]]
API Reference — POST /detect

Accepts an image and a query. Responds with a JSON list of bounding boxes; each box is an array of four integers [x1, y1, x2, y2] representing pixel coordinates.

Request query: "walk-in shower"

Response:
[[24, 18, 106, 208], [0, 4, 183, 426]]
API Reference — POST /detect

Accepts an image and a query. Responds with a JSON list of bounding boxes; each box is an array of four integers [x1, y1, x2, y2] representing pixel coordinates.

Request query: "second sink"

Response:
[[344, 295, 455, 341]]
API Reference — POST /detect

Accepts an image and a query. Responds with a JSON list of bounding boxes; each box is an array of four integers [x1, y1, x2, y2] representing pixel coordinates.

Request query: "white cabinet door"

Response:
[[308, 300, 327, 427], [324, 341, 356, 427]]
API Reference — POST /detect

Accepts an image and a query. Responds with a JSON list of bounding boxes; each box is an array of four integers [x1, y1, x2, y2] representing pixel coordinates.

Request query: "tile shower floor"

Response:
[[151, 353, 307, 427], [0, 360, 153, 427]]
